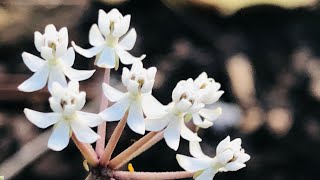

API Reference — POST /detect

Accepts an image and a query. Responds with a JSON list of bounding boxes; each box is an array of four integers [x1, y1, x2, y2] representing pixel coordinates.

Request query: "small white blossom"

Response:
[[18, 24, 95, 92], [145, 79, 203, 151], [72, 9, 145, 69], [24, 81, 103, 151], [99, 61, 162, 134], [194, 72, 224, 105], [176, 136, 250, 180]]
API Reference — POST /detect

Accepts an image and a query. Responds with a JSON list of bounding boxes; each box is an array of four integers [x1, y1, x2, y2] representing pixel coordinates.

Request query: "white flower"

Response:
[[72, 9, 145, 69], [191, 72, 224, 129], [145, 79, 203, 151], [99, 61, 162, 134], [24, 81, 103, 151], [194, 72, 224, 105], [18, 24, 95, 92], [176, 136, 250, 180]]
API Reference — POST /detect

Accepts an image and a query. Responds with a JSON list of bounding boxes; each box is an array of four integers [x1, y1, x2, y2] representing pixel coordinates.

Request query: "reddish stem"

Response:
[[112, 171, 194, 180], [96, 68, 111, 157], [100, 112, 128, 166], [72, 134, 99, 167]]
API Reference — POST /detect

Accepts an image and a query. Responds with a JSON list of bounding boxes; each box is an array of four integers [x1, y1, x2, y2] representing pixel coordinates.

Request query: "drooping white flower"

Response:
[[18, 24, 95, 92], [190, 72, 224, 128], [145, 79, 203, 151], [72, 9, 145, 69], [24, 81, 103, 151], [99, 61, 162, 134], [176, 136, 250, 180]]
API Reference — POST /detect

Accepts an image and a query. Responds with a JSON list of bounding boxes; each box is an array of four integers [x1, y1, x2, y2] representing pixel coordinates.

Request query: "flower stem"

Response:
[[112, 171, 194, 180], [96, 68, 111, 157], [72, 134, 99, 167], [100, 112, 128, 166], [108, 131, 164, 169]]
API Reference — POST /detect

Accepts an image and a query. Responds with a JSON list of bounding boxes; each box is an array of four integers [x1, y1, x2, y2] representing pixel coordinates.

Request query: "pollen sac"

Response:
[[49, 81, 86, 116], [121, 61, 157, 95]]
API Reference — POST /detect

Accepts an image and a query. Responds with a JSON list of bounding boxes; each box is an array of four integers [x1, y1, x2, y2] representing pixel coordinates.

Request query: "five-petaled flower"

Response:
[[24, 81, 103, 151], [99, 61, 162, 134], [176, 136, 250, 180], [18, 24, 95, 92], [145, 73, 224, 151], [72, 9, 145, 69]]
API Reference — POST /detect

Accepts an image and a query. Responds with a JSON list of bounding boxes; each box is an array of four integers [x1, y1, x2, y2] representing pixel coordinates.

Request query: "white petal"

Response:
[[75, 92, 86, 110], [112, 15, 131, 38], [24, 108, 60, 128], [95, 47, 116, 68], [176, 154, 211, 172], [224, 162, 246, 171], [180, 120, 202, 142], [115, 47, 146, 65], [49, 97, 63, 112], [72, 41, 103, 58], [164, 119, 181, 151], [56, 41, 68, 58], [190, 140, 209, 158], [192, 113, 213, 129], [76, 111, 103, 127], [146, 67, 157, 80], [34, 31, 44, 52], [238, 153, 250, 163], [127, 101, 145, 135], [145, 114, 171, 132], [198, 108, 222, 121], [45, 24, 57, 35], [102, 83, 125, 102], [63, 66, 95, 81], [18, 64, 49, 92], [41, 47, 54, 60], [22, 52, 45, 72], [118, 28, 136, 50], [141, 94, 166, 118], [216, 136, 230, 154], [127, 80, 139, 95], [141, 80, 154, 93], [121, 67, 130, 86], [67, 80, 79, 93], [195, 168, 216, 180], [48, 120, 70, 151], [98, 9, 110, 36], [58, 27, 68, 45], [71, 119, 100, 144], [48, 66, 67, 93], [216, 149, 233, 164], [89, 24, 105, 46], [60, 47, 75, 67], [99, 96, 130, 121], [51, 81, 64, 97]]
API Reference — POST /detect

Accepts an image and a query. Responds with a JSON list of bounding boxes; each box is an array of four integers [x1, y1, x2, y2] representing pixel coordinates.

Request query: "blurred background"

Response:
[[1, 0, 320, 179]]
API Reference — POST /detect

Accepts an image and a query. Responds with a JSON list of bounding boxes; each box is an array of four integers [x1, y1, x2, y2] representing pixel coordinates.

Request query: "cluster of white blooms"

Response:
[[176, 136, 250, 180], [19, 8, 250, 179], [145, 73, 224, 150]]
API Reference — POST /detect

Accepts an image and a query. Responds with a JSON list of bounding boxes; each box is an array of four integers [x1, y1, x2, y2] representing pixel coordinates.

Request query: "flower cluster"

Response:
[[19, 8, 250, 180]]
